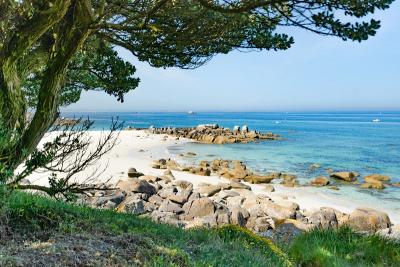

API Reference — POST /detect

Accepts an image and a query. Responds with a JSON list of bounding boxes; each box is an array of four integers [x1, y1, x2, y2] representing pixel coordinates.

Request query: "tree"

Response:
[[0, 0, 393, 196]]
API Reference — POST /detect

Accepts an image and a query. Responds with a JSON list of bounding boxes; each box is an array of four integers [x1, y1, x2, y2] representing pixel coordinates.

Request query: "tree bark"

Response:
[[0, 0, 72, 133], [15, 0, 93, 168]]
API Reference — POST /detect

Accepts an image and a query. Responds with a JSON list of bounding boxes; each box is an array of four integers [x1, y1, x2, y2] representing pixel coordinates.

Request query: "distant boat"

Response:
[[372, 119, 380, 123], [188, 111, 195, 115]]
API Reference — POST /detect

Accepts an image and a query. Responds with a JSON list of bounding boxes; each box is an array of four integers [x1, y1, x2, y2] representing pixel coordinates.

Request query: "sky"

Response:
[[64, 2, 400, 112]]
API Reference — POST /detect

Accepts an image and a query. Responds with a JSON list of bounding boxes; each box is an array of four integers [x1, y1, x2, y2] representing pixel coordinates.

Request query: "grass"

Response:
[[1, 191, 399, 266]]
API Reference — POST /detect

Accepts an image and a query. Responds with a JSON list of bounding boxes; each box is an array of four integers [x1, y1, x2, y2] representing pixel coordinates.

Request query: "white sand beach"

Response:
[[25, 129, 400, 225]]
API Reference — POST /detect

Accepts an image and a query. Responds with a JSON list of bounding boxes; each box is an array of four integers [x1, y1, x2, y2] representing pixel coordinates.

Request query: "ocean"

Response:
[[62, 111, 400, 212]]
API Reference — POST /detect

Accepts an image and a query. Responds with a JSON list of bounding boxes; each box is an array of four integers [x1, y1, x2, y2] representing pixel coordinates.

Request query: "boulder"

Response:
[[244, 174, 274, 184], [229, 180, 251, 190], [364, 174, 390, 182], [183, 197, 215, 219], [158, 186, 178, 199], [311, 176, 330, 186], [217, 190, 240, 200], [159, 200, 184, 214], [226, 196, 245, 208], [230, 207, 250, 227], [117, 197, 146, 215], [116, 179, 156, 195], [346, 208, 391, 232], [127, 167, 144, 178], [308, 207, 338, 229], [148, 195, 164, 206], [198, 184, 221, 197], [360, 181, 385, 190], [330, 171, 359, 182]]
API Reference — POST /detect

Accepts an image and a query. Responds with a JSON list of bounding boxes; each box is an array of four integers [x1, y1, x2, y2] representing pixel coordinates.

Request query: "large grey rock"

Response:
[[347, 208, 391, 232], [117, 197, 146, 215], [116, 179, 156, 195], [183, 197, 215, 219], [159, 200, 184, 214], [198, 184, 221, 197], [308, 207, 339, 229], [230, 207, 250, 227]]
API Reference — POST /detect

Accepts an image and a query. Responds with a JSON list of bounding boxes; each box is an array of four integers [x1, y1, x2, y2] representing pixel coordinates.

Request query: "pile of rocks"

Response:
[[147, 124, 280, 144], [81, 168, 399, 240], [152, 158, 298, 186]]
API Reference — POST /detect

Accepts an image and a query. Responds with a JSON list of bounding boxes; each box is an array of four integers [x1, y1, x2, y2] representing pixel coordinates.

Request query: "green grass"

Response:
[[1, 191, 399, 266], [289, 227, 400, 267]]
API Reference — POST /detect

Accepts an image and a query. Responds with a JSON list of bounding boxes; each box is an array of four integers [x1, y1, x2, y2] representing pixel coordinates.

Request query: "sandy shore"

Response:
[[25, 129, 400, 224]]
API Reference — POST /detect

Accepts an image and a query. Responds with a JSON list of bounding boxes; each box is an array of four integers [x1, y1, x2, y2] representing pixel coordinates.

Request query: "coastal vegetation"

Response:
[[1, 191, 399, 266]]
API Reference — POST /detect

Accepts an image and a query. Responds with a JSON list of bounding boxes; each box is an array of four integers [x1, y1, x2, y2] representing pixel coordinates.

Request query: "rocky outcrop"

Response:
[[330, 171, 359, 182], [361, 174, 391, 189], [82, 171, 395, 237], [147, 124, 280, 144], [153, 158, 283, 185]]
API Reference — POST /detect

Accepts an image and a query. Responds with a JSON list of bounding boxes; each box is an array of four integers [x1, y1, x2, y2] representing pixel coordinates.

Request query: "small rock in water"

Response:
[[311, 176, 330, 186], [330, 171, 359, 182]]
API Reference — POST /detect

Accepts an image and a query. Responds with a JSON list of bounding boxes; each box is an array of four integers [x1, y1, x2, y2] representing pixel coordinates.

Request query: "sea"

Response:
[[62, 111, 400, 214]]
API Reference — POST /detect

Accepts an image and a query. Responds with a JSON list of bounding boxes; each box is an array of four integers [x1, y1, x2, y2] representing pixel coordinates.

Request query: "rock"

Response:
[[329, 186, 339, 191], [150, 210, 185, 227], [148, 195, 164, 206], [330, 171, 359, 182], [262, 219, 306, 243], [311, 176, 330, 186], [309, 163, 321, 171], [347, 208, 391, 232], [229, 180, 251, 190], [360, 181, 385, 190], [264, 185, 275, 192], [216, 211, 231, 225], [186, 152, 197, 156], [308, 207, 338, 229], [158, 186, 178, 199], [116, 179, 156, 195], [230, 207, 250, 227], [95, 191, 125, 207], [250, 216, 274, 233], [159, 200, 184, 214], [117, 197, 146, 214], [198, 184, 221, 197], [226, 196, 245, 208], [168, 194, 189, 205], [127, 167, 144, 178], [364, 174, 390, 182], [218, 190, 240, 199], [260, 201, 297, 221], [163, 169, 174, 177], [173, 180, 193, 190], [186, 214, 218, 229], [244, 174, 274, 184], [392, 182, 400, 188], [183, 197, 215, 219], [140, 175, 160, 183]]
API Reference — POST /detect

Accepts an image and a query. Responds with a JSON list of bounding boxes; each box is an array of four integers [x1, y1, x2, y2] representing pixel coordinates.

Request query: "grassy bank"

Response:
[[1, 192, 399, 266]]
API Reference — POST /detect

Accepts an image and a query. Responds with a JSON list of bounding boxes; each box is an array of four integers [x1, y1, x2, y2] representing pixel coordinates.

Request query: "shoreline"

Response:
[[25, 129, 400, 225]]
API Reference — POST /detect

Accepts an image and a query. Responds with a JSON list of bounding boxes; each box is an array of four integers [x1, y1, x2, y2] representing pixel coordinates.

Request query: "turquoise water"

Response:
[[62, 111, 400, 216], [62, 111, 400, 183]]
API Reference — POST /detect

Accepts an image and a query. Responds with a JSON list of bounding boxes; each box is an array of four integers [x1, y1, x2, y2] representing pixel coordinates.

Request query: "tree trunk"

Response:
[[0, 0, 93, 172]]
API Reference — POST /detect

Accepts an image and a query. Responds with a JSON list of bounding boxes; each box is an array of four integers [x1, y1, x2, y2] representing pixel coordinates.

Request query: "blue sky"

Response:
[[64, 2, 400, 112]]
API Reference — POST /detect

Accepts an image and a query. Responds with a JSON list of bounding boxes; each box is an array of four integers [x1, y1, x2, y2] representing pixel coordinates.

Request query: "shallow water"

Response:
[[62, 111, 400, 215]]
